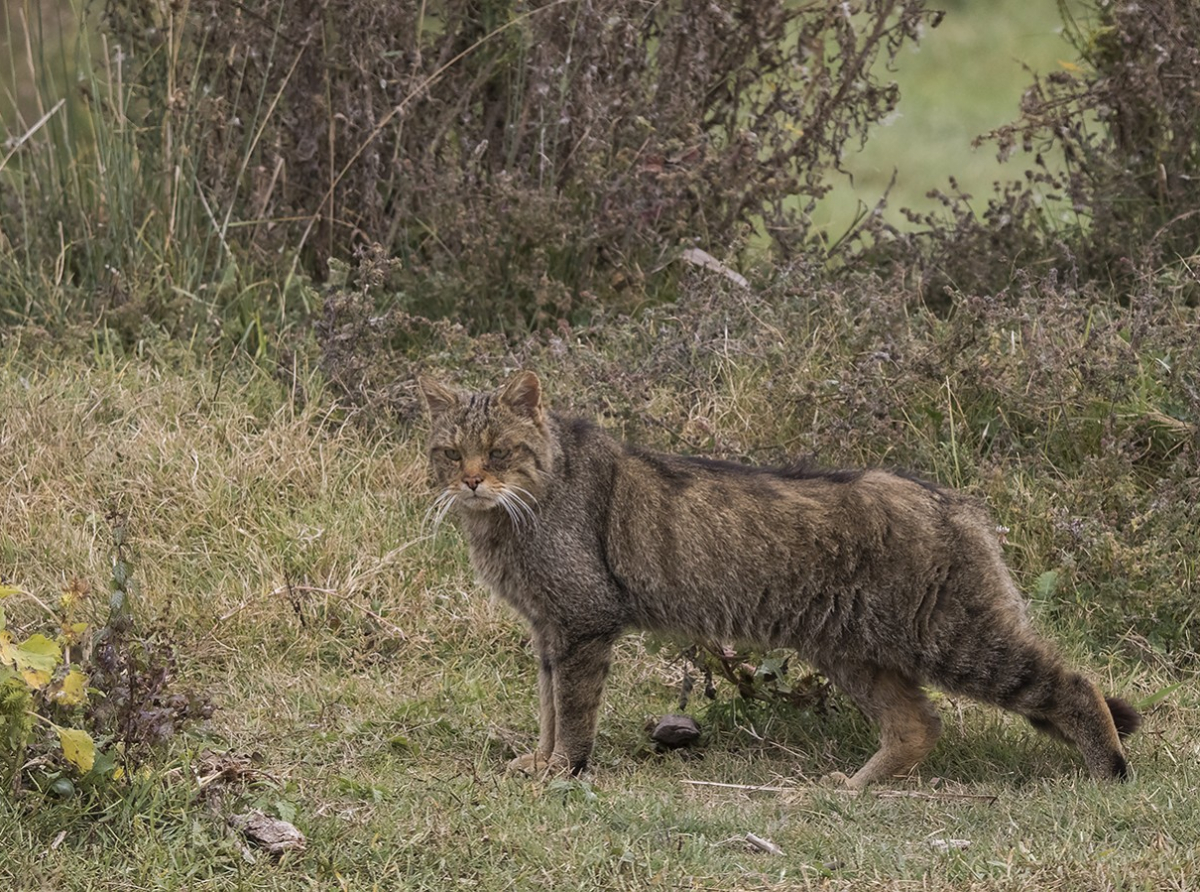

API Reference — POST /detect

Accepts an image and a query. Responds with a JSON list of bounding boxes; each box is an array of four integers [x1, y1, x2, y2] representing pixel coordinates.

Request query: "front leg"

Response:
[[508, 635, 564, 774], [536, 648, 557, 758], [549, 636, 616, 775]]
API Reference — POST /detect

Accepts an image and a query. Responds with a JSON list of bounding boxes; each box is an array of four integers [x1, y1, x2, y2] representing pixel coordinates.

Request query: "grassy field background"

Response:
[[2, 1, 1198, 890], [2, 0, 1071, 236], [2, 286, 1196, 890]]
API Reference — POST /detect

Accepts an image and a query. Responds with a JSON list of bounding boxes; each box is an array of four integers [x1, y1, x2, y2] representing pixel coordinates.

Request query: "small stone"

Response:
[[230, 810, 306, 855], [649, 714, 701, 749]]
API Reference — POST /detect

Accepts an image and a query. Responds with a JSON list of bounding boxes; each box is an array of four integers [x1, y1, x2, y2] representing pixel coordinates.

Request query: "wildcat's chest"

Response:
[[464, 524, 553, 618], [463, 511, 613, 628]]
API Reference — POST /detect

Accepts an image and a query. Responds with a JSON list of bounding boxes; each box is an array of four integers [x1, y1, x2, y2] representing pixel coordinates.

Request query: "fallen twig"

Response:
[[682, 779, 790, 793], [681, 778, 998, 805], [873, 789, 998, 804], [681, 247, 750, 288], [270, 582, 409, 640], [745, 832, 784, 855]]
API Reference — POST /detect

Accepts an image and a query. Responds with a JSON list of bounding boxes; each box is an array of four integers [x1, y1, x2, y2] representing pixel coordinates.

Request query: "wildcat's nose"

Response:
[[463, 475, 483, 491]]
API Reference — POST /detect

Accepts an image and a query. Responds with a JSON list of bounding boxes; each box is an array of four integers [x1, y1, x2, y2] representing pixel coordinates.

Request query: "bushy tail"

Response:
[[1029, 695, 1142, 743], [1106, 697, 1142, 740]]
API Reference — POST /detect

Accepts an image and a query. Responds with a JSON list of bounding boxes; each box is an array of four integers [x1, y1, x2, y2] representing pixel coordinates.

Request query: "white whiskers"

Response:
[[424, 489, 458, 533], [498, 485, 539, 529], [424, 483, 539, 533]]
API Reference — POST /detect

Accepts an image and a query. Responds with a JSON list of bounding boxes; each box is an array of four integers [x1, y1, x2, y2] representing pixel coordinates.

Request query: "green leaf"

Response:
[[57, 727, 96, 773], [756, 654, 788, 679], [0, 673, 32, 720], [547, 777, 598, 803], [0, 584, 20, 599], [1033, 570, 1059, 599], [17, 634, 59, 668], [86, 748, 118, 781], [274, 799, 298, 824], [1136, 682, 1182, 711]]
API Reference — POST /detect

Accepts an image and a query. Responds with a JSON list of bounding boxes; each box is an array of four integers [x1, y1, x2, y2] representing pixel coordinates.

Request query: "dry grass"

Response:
[[1, 291, 1196, 889]]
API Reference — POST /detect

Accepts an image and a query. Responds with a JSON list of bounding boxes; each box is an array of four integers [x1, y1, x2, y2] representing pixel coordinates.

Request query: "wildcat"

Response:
[[418, 371, 1140, 787]]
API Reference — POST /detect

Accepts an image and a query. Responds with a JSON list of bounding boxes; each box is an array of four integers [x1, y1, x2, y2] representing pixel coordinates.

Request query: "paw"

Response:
[[818, 770, 854, 788], [506, 751, 569, 777]]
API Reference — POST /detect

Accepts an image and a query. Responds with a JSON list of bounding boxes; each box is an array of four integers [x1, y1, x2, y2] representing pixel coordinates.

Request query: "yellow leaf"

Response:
[[22, 668, 52, 688], [54, 669, 89, 707], [12, 634, 60, 688], [0, 584, 20, 599], [1058, 59, 1081, 72], [58, 727, 96, 773]]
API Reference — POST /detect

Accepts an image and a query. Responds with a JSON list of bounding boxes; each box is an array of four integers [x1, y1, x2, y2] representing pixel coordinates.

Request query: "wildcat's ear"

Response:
[[417, 376, 459, 420], [499, 371, 543, 421]]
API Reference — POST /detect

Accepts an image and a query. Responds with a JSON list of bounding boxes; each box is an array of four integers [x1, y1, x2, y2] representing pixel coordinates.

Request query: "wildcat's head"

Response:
[[418, 371, 554, 528]]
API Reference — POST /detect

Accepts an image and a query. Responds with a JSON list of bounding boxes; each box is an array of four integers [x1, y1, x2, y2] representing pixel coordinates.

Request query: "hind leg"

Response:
[[825, 663, 942, 789]]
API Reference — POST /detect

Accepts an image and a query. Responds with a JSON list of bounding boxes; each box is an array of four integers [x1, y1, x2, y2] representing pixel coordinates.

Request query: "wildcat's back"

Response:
[[605, 452, 1004, 663], [419, 371, 1139, 786]]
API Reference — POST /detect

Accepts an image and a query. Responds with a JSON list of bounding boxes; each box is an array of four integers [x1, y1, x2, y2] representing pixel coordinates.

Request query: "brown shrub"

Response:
[[857, 0, 1200, 303], [99, 0, 932, 328]]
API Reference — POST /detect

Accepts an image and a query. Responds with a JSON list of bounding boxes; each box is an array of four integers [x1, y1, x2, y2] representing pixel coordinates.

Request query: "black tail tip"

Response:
[[1106, 697, 1142, 740]]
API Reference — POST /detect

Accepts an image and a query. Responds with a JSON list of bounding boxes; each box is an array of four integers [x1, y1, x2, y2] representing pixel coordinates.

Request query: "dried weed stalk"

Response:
[[100, 0, 931, 327]]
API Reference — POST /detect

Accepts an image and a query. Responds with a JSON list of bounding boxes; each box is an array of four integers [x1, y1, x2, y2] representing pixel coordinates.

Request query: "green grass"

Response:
[[815, 0, 1078, 237], [1, 311, 1195, 890]]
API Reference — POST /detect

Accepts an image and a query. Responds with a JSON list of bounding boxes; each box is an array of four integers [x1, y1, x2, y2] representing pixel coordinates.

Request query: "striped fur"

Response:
[[419, 372, 1139, 786]]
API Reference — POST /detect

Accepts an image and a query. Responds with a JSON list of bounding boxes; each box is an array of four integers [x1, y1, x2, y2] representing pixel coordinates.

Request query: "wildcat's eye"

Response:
[[488, 448, 510, 461], [442, 448, 462, 462]]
